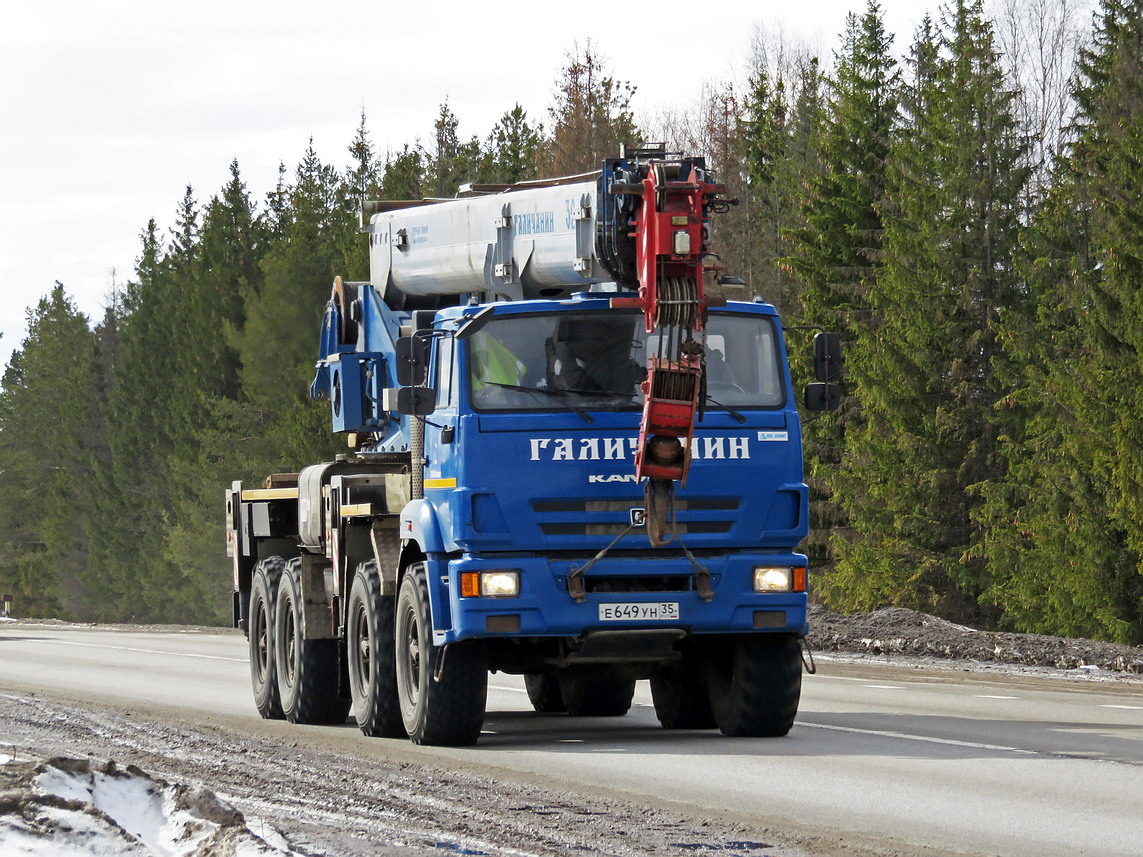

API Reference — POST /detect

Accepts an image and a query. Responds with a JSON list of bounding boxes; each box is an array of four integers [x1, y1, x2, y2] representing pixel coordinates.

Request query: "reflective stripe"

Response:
[[424, 478, 457, 489]]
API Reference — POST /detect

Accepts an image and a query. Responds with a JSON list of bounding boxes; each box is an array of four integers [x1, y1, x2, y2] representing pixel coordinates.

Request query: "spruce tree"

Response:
[[786, 2, 899, 592], [831, 1, 1028, 622], [162, 163, 269, 624], [238, 140, 349, 471], [981, 0, 1143, 642], [742, 68, 792, 307], [424, 100, 483, 196], [382, 145, 424, 200], [484, 105, 540, 184], [343, 115, 381, 278], [91, 218, 183, 619], [0, 286, 100, 617]]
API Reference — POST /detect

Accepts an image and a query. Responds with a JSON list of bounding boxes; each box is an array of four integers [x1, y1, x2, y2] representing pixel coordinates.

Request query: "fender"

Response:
[[400, 499, 453, 643], [400, 498, 446, 554]]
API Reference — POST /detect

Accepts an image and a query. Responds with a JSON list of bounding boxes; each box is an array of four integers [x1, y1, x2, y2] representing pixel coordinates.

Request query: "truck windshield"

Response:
[[467, 311, 785, 412]]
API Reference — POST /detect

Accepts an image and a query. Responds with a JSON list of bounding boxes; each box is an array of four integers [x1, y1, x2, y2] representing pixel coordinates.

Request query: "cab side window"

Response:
[[434, 336, 456, 408]]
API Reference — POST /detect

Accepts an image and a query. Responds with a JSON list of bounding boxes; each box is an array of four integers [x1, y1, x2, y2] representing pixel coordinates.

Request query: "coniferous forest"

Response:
[[1, 0, 1140, 642]]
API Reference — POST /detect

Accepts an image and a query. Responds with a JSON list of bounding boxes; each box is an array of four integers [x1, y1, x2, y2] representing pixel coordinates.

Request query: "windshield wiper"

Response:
[[555, 386, 639, 400], [483, 382, 595, 423], [703, 394, 746, 424]]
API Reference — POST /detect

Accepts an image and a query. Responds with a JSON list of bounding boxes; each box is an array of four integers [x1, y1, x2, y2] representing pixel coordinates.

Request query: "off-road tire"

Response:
[[395, 563, 488, 746], [347, 560, 405, 737], [274, 558, 351, 725], [249, 556, 286, 720], [558, 676, 636, 717], [524, 673, 567, 713], [707, 634, 801, 737], [651, 653, 716, 729]]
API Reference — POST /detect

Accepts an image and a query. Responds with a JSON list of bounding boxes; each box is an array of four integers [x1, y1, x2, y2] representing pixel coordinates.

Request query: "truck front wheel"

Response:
[[395, 564, 488, 745], [347, 560, 405, 738], [274, 559, 351, 725], [706, 634, 801, 737], [249, 556, 286, 720]]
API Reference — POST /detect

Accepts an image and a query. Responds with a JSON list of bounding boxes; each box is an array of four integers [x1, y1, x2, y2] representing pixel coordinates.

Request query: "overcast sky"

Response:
[[0, 0, 933, 370]]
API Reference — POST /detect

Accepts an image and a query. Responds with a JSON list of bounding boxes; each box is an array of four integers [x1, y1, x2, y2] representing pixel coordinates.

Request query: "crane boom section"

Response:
[[365, 178, 608, 305]]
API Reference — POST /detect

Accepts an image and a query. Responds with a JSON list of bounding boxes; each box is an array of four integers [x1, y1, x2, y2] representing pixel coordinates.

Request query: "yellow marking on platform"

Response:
[[240, 488, 298, 500], [339, 503, 374, 517]]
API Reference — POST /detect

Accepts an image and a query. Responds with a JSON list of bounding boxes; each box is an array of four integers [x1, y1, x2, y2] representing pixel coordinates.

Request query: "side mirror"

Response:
[[397, 386, 437, 416], [804, 382, 842, 412], [813, 332, 843, 383], [395, 336, 428, 386]]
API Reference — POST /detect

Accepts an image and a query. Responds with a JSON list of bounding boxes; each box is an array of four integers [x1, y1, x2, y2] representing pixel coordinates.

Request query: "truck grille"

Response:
[[584, 575, 692, 593], [531, 496, 737, 536]]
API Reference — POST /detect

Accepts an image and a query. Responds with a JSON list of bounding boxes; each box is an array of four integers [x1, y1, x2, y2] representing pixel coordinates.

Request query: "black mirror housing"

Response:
[[804, 382, 842, 412], [397, 386, 437, 416], [395, 336, 428, 386], [813, 332, 843, 382]]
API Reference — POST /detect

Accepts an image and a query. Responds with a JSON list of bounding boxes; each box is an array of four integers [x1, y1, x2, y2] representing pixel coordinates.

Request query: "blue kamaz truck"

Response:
[[226, 147, 841, 746]]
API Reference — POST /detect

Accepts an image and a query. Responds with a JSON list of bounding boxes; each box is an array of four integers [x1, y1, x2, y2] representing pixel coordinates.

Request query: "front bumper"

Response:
[[432, 551, 808, 644]]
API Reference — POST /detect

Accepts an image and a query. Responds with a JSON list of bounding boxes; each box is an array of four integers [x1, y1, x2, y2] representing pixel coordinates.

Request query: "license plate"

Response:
[[598, 602, 680, 621]]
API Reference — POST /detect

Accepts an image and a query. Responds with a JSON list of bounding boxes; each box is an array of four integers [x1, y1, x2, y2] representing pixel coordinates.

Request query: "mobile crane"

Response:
[[226, 146, 841, 745]]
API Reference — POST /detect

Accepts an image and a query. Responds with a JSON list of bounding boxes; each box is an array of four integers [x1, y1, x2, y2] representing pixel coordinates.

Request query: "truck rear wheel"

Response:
[[706, 634, 801, 737], [558, 676, 635, 717], [249, 557, 286, 720], [524, 673, 567, 713], [395, 564, 488, 746], [651, 653, 716, 729], [274, 558, 351, 725], [347, 560, 405, 737]]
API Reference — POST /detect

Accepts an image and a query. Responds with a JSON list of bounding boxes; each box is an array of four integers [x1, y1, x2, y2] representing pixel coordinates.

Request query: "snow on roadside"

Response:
[[0, 756, 305, 857]]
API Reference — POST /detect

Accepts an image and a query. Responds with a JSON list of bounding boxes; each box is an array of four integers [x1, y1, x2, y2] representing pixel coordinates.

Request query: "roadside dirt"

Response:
[[0, 692, 876, 857], [806, 605, 1143, 674]]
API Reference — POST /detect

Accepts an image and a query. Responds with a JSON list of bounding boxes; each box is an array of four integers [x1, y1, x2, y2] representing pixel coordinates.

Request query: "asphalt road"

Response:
[[1, 623, 1140, 857]]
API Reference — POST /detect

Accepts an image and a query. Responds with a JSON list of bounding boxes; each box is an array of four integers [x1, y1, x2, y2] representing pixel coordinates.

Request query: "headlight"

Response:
[[481, 571, 520, 597], [461, 570, 520, 598], [753, 566, 806, 593]]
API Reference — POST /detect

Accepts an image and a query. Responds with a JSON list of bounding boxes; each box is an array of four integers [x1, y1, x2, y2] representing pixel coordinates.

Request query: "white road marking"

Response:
[[864, 684, 904, 689], [12, 638, 246, 663], [800, 722, 1037, 754], [976, 695, 1019, 700], [1099, 705, 1143, 710]]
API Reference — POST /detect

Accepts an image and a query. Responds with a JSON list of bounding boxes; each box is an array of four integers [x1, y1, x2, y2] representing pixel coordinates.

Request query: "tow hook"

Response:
[[799, 635, 817, 674], [432, 644, 447, 683]]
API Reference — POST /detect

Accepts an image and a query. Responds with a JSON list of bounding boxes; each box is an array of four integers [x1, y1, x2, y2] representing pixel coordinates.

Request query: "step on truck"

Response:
[[226, 146, 842, 745]]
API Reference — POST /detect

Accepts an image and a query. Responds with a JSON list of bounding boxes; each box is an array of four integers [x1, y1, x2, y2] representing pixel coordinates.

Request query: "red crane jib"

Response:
[[612, 161, 723, 487]]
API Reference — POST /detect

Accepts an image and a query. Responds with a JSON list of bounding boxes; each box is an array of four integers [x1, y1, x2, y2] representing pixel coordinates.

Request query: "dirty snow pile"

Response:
[[0, 754, 302, 856]]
